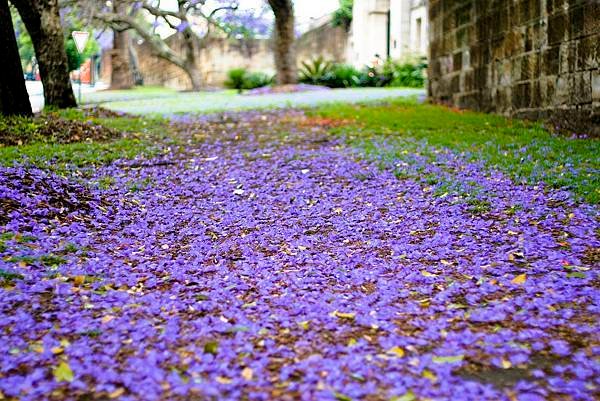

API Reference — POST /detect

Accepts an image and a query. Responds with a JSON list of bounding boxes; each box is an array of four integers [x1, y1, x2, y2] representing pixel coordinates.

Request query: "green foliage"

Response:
[[0, 115, 40, 144], [320, 64, 363, 88], [12, 6, 99, 74], [0, 269, 24, 282], [299, 57, 333, 84], [224, 68, 273, 92], [332, 0, 353, 30], [383, 57, 427, 88], [243, 72, 273, 90], [65, 33, 99, 72], [225, 68, 248, 92], [298, 57, 426, 89], [314, 99, 600, 204], [11, 7, 34, 73], [0, 111, 167, 170]]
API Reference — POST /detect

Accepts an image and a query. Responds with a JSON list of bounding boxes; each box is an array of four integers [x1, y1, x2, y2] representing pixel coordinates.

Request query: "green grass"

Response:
[[90, 87, 422, 115], [314, 98, 600, 204], [0, 110, 169, 170], [81, 86, 179, 105]]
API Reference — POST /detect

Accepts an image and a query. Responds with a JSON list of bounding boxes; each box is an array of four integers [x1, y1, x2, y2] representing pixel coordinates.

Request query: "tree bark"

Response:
[[0, 0, 32, 116], [181, 27, 202, 91], [109, 0, 133, 89], [11, 0, 76, 109], [268, 0, 297, 85], [128, 36, 143, 85], [110, 29, 134, 89]]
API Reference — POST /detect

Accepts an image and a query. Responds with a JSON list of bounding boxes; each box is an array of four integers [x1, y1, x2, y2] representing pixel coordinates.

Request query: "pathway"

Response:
[[0, 110, 598, 401], [89, 87, 425, 115]]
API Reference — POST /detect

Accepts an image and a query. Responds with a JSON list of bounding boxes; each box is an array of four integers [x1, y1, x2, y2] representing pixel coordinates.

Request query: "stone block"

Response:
[[456, 27, 470, 48], [530, 80, 542, 108], [559, 42, 577, 74], [570, 71, 592, 104], [583, 2, 600, 35], [546, 0, 568, 16], [569, 5, 585, 39], [453, 51, 463, 71], [548, 12, 568, 45], [593, 70, 600, 102], [451, 74, 460, 93], [577, 35, 599, 70], [543, 46, 560, 75], [513, 82, 532, 108], [455, 3, 472, 27], [521, 53, 540, 80]]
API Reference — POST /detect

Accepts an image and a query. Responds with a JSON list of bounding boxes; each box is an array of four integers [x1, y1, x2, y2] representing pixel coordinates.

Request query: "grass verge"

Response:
[[0, 109, 169, 170], [313, 98, 599, 204]]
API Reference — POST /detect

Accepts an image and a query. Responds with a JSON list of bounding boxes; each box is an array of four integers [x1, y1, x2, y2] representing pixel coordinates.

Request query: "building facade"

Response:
[[349, 0, 429, 67], [428, 0, 599, 136]]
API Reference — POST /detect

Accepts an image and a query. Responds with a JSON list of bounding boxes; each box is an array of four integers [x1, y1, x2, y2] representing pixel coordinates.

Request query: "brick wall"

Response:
[[428, 0, 599, 135]]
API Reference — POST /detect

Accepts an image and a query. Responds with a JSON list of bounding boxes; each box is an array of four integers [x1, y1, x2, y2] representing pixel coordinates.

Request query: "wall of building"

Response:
[[351, 0, 428, 66], [428, 0, 599, 135], [350, 0, 391, 66]]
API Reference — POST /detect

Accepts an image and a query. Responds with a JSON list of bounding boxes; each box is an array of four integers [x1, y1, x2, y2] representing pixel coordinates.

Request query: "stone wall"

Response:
[[296, 22, 348, 65], [133, 21, 348, 90], [428, 0, 600, 135], [135, 37, 274, 90]]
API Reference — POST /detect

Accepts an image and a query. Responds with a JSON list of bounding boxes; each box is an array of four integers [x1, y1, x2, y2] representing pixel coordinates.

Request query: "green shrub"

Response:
[[243, 72, 273, 90], [225, 68, 248, 92], [332, 0, 353, 30], [299, 57, 334, 85], [225, 68, 273, 92], [384, 57, 427, 88], [321, 64, 364, 88], [297, 57, 426, 89]]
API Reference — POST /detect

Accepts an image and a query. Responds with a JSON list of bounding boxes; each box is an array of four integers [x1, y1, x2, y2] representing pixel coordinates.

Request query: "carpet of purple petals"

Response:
[[1, 110, 599, 401]]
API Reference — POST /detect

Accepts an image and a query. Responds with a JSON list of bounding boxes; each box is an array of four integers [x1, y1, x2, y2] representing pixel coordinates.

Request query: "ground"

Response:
[[0, 93, 598, 401], [81, 87, 425, 115]]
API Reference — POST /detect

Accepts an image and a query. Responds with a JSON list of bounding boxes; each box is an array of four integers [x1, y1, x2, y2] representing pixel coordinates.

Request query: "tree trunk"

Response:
[[0, 0, 32, 116], [184, 62, 202, 91], [110, 0, 133, 89], [11, 0, 76, 109], [182, 28, 202, 91], [110, 29, 133, 89], [268, 0, 297, 85], [128, 36, 143, 85]]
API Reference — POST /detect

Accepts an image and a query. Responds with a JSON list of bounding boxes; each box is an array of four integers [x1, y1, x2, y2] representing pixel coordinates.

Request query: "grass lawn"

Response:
[[0, 109, 171, 170], [84, 87, 424, 115], [81, 86, 179, 105], [315, 98, 599, 204], [2, 94, 597, 204]]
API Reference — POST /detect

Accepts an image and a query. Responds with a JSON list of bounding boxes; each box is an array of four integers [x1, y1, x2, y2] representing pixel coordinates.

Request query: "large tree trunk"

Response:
[[0, 0, 32, 116], [182, 28, 202, 91], [268, 0, 297, 85], [11, 0, 76, 109], [184, 62, 202, 91], [110, 0, 133, 89], [128, 37, 143, 85], [110, 29, 133, 89]]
